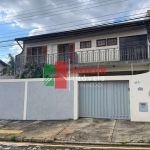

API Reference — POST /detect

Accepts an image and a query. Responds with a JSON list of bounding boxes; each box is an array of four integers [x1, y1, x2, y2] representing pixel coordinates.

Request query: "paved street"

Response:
[[0, 118, 150, 144], [0, 144, 90, 150], [1, 143, 150, 150]]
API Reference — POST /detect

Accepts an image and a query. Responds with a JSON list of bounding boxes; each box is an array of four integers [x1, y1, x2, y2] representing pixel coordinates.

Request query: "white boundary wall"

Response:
[[0, 79, 74, 120], [73, 72, 150, 122], [0, 71, 150, 121]]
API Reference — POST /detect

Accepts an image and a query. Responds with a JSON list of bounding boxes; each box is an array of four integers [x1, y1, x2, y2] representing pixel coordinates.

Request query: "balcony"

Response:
[[16, 46, 149, 68]]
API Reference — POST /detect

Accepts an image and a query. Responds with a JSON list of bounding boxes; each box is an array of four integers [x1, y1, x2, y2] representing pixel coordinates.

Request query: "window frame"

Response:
[[32, 47, 42, 56], [80, 41, 91, 49], [96, 39, 106, 47], [107, 37, 117, 46]]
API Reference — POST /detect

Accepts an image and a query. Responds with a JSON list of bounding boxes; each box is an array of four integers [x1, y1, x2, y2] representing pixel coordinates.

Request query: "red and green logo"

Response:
[[44, 61, 67, 89]]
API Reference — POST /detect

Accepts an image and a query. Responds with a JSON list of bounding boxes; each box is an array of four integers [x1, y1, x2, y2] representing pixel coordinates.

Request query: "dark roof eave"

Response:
[[0, 60, 8, 66], [15, 19, 150, 42]]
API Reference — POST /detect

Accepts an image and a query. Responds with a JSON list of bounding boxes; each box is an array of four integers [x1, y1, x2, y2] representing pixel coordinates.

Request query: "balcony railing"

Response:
[[16, 46, 149, 68]]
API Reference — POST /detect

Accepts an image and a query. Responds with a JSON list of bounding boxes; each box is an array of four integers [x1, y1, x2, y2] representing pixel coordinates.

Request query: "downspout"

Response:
[[146, 23, 150, 58], [16, 41, 24, 51]]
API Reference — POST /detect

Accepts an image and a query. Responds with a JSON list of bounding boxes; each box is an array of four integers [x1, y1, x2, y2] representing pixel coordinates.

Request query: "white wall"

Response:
[[105, 64, 149, 72], [0, 76, 13, 79], [1, 72, 150, 121], [0, 79, 74, 120], [130, 72, 150, 122], [73, 71, 150, 122]]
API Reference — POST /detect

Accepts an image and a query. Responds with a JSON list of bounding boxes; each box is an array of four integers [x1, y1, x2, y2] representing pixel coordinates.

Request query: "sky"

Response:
[[0, 0, 150, 63]]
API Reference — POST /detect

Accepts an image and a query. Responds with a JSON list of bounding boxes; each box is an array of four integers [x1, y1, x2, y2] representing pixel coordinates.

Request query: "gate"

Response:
[[79, 81, 130, 119]]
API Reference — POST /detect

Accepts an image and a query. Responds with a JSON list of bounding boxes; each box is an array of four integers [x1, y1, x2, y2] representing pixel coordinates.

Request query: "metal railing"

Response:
[[16, 46, 149, 68]]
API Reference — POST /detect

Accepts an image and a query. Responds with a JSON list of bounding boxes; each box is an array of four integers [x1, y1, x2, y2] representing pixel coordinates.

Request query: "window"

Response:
[[80, 41, 91, 49], [107, 38, 117, 46], [32, 47, 42, 56], [27, 46, 47, 64], [97, 39, 106, 47], [58, 43, 75, 64]]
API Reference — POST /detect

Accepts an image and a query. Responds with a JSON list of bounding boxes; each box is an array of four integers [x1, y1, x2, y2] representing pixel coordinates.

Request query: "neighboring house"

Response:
[[0, 60, 7, 76], [15, 10, 150, 76]]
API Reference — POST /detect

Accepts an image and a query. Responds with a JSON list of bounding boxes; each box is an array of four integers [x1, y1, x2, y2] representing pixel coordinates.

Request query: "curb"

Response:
[[0, 138, 150, 147], [54, 141, 150, 147]]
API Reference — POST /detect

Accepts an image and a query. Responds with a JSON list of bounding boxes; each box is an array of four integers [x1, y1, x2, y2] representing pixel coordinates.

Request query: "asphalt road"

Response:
[[0, 145, 91, 150], [1, 143, 150, 150]]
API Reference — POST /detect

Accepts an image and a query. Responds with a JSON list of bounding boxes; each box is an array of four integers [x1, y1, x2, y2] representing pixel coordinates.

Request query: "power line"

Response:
[[0, 7, 150, 39], [0, 14, 147, 49], [0, 54, 16, 57], [0, 44, 18, 48], [0, 40, 14, 43], [4, 0, 95, 15], [0, 0, 129, 26], [0, 5, 147, 37], [2, 0, 107, 20], [0, 10, 147, 42], [0, 5, 142, 37], [0, 12, 147, 44], [0, 14, 146, 47]]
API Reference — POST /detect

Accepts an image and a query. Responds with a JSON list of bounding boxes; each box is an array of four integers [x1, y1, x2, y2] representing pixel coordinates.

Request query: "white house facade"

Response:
[[0, 11, 149, 122], [15, 17, 150, 76]]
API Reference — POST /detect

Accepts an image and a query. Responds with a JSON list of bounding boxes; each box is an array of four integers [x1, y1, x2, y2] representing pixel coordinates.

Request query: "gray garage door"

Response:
[[79, 81, 130, 119]]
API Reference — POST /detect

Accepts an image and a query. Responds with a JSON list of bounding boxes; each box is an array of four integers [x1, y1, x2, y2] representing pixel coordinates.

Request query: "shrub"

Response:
[[16, 63, 44, 79]]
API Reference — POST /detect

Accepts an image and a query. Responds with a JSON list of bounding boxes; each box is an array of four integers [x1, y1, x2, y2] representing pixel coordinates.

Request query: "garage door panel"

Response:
[[79, 81, 130, 120]]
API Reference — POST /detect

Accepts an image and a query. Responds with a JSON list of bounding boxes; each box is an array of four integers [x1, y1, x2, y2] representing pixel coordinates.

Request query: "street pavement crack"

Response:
[[52, 120, 75, 141], [111, 120, 118, 143]]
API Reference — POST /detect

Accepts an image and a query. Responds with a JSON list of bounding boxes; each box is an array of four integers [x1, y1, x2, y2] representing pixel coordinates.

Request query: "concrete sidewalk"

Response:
[[0, 118, 150, 144]]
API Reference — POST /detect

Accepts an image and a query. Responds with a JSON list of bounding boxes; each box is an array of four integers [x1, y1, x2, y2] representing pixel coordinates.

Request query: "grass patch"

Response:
[[10, 135, 16, 142], [121, 142, 127, 146]]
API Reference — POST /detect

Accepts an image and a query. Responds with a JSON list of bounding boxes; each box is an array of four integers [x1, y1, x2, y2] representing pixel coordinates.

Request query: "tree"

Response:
[[7, 54, 15, 75]]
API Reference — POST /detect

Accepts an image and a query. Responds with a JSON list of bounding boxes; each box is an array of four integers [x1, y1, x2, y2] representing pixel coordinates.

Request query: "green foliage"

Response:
[[17, 63, 44, 79], [147, 140, 150, 144], [2, 67, 7, 75], [121, 142, 127, 146], [10, 135, 16, 142], [7, 54, 15, 75]]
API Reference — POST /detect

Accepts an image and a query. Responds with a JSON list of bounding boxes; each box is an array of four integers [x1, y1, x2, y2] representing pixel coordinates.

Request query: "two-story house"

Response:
[[3, 10, 150, 121], [15, 11, 150, 77]]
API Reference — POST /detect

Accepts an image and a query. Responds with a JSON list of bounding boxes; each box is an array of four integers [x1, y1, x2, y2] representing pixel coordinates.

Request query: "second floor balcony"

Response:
[[16, 45, 149, 68]]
